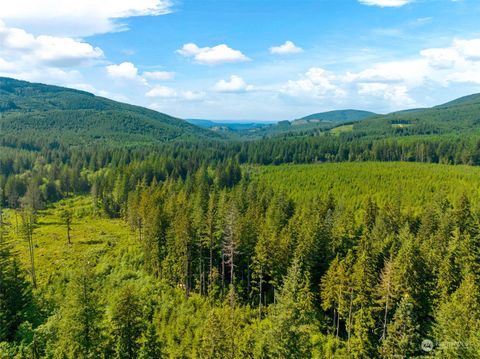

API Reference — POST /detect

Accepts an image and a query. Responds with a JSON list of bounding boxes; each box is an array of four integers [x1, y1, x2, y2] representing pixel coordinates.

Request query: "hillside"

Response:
[[297, 109, 377, 123], [0, 77, 217, 146], [351, 93, 480, 137], [187, 119, 271, 131]]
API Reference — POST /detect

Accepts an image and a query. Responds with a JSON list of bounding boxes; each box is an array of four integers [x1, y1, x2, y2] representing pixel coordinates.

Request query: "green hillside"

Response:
[[298, 109, 377, 123], [0, 77, 217, 146], [352, 93, 480, 137]]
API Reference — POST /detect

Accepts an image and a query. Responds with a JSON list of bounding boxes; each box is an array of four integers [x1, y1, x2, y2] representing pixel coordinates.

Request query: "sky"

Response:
[[1, 0, 480, 121]]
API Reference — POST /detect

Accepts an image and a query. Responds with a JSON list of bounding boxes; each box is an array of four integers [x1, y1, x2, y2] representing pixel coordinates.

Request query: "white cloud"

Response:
[[106, 62, 139, 79], [420, 48, 459, 69], [419, 38, 480, 84], [213, 75, 253, 93], [0, 21, 103, 68], [143, 71, 175, 81], [146, 85, 177, 98], [281, 67, 346, 99], [0, 0, 173, 37], [359, 0, 412, 7], [270, 41, 303, 55], [146, 85, 205, 101], [0, 67, 82, 84], [182, 91, 206, 101], [454, 39, 480, 61], [105, 62, 175, 87], [357, 83, 416, 108], [0, 20, 103, 84], [177, 43, 250, 65], [344, 60, 430, 86]]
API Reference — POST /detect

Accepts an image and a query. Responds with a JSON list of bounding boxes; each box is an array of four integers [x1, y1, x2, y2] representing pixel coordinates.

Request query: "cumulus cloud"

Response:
[[420, 48, 459, 69], [359, 0, 412, 7], [105, 62, 175, 87], [0, 0, 173, 37], [213, 75, 253, 93], [106, 62, 139, 79], [177, 43, 250, 65], [453, 39, 480, 61], [281, 67, 346, 99], [0, 67, 82, 84], [420, 38, 480, 84], [0, 21, 103, 68], [344, 60, 430, 86], [0, 20, 103, 84], [143, 71, 175, 81], [146, 85, 177, 98], [270, 41, 303, 55], [146, 85, 205, 101], [358, 83, 416, 108]]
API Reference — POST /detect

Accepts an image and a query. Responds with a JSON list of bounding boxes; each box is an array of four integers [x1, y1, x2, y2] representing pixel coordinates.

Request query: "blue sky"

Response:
[[1, 0, 480, 120]]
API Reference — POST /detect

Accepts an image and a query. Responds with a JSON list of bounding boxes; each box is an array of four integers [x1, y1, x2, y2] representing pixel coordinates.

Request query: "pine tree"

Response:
[[321, 253, 353, 338], [55, 263, 103, 358], [200, 309, 229, 358], [434, 272, 480, 358], [261, 258, 317, 358], [19, 207, 37, 288], [381, 295, 420, 358], [139, 319, 162, 359], [60, 208, 73, 244], [111, 285, 144, 359], [377, 256, 395, 345], [0, 211, 34, 343]]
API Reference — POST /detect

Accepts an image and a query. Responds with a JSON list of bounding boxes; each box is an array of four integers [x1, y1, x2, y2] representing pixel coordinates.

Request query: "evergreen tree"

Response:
[[111, 285, 144, 359], [261, 258, 317, 358], [434, 272, 480, 358], [381, 295, 420, 358], [55, 263, 103, 358]]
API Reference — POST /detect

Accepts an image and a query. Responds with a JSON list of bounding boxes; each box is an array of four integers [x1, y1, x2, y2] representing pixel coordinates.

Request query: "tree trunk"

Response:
[[67, 220, 71, 244], [347, 287, 353, 352]]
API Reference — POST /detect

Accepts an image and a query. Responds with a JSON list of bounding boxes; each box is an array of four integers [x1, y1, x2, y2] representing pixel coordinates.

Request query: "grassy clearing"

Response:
[[391, 123, 414, 128], [330, 124, 353, 134], [4, 196, 136, 288]]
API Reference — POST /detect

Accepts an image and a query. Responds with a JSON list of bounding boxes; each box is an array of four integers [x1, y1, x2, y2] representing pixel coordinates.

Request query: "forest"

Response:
[[1, 78, 480, 358], [2, 152, 480, 358]]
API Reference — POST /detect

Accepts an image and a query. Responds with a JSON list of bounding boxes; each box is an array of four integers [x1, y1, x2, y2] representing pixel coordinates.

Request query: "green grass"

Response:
[[391, 123, 413, 128], [5, 196, 137, 288], [330, 124, 354, 134], [251, 162, 480, 213]]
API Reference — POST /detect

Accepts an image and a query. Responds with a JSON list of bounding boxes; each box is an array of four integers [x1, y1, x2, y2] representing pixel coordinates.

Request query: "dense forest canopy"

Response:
[[1, 78, 480, 358]]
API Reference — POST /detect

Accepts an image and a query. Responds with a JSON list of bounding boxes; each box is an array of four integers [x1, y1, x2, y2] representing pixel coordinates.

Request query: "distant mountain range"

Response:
[[188, 110, 378, 138], [2, 76, 480, 147], [186, 119, 273, 131]]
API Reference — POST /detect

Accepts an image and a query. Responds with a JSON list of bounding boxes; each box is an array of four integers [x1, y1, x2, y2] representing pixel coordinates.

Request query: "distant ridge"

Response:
[[297, 109, 377, 123], [0, 77, 217, 146]]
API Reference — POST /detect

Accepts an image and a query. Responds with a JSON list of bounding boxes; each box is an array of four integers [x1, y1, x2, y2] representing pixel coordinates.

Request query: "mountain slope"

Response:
[[187, 119, 270, 130], [0, 77, 217, 146], [298, 109, 377, 123], [351, 93, 480, 137]]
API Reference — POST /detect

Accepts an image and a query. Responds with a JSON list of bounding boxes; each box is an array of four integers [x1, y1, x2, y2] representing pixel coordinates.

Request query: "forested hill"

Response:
[[351, 93, 480, 137], [298, 109, 377, 123], [0, 77, 217, 147]]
